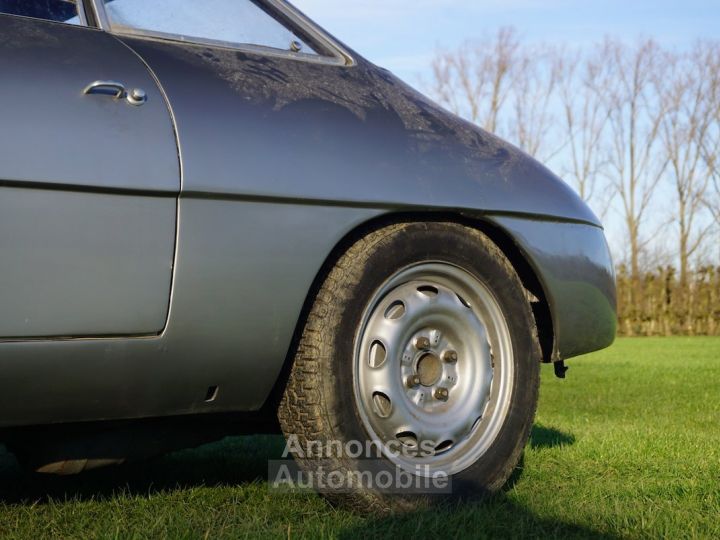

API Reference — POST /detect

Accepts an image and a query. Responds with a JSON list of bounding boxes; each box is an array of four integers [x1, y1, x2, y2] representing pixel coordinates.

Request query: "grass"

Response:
[[0, 337, 718, 539]]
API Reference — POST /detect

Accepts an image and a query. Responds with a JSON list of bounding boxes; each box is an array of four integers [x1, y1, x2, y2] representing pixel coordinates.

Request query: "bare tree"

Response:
[[429, 27, 519, 135], [508, 45, 563, 160], [658, 42, 719, 286], [709, 174, 720, 227], [428, 31, 720, 281], [557, 49, 612, 215], [601, 39, 669, 288], [425, 28, 720, 333], [699, 45, 720, 230], [430, 30, 562, 160]]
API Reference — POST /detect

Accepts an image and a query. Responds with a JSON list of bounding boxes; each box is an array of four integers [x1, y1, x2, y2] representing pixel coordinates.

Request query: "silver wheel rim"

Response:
[[353, 262, 514, 477]]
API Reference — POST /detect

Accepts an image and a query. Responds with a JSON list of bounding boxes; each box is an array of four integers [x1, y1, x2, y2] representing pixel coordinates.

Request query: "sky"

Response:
[[291, 1, 720, 264], [292, 0, 719, 84]]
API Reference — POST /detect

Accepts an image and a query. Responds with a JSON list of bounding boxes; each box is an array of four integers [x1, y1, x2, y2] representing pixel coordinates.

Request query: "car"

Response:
[[0, 0, 616, 511]]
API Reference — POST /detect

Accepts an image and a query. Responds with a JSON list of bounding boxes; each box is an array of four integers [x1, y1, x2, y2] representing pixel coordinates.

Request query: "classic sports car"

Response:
[[0, 0, 615, 510]]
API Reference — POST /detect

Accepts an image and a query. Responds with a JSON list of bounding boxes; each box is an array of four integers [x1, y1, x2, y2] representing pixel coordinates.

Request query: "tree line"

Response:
[[427, 30, 720, 335]]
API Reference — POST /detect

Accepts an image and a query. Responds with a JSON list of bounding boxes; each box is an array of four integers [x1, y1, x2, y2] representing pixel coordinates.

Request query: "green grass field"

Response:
[[0, 337, 718, 539]]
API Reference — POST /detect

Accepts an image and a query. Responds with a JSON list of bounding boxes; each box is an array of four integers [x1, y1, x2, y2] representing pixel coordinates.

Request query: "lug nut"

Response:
[[434, 388, 449, 401], [442, 350, 458, 363], [406, 375, 421, 388], [414, 336, 431, 350]]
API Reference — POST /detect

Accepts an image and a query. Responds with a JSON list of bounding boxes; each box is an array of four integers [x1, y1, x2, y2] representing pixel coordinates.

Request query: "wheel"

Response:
[[277, 222, 541, 512]]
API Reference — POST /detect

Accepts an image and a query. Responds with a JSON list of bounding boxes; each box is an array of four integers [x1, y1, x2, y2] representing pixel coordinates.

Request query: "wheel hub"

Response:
[[416, 352, 442, 387], [402, 329, 460, 409]]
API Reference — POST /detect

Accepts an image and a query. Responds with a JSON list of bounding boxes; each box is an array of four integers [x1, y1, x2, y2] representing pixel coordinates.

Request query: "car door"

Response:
[[0, 5, 179, 338], [76, 0, 395, 412]]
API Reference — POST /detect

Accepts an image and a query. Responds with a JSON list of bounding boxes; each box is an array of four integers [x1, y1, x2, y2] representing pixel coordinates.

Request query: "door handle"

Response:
[[83, 80, 147, 106]]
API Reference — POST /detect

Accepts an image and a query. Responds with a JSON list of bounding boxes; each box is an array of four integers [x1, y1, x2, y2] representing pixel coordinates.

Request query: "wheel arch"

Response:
[[265, 211, 556, 412]]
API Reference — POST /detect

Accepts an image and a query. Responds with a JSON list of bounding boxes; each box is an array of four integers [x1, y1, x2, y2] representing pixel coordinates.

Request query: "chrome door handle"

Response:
[[83, 80, 147, 106], [83, 80, 125, 98]]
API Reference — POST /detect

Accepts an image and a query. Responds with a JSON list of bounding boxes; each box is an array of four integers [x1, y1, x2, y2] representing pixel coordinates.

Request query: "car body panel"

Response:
[[0, 188, 176, 338], [0, 201, 383, 427], [0, 2, 616, 429], [117, 35, 600, 226], [489, 217, 617, 359], [0, 15, 179, 337]]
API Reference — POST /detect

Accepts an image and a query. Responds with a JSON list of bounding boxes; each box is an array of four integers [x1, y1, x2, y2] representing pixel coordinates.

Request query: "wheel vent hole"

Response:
[[417, 285, 439, 297], [372, 392, 392, 418], [396, 431, 418, 448], [204, 385, 219, 403], [435, 440, 454, 454], [384, 300, 406, 320], [456, 293, 471, 308], [368, 341, 387, 368]]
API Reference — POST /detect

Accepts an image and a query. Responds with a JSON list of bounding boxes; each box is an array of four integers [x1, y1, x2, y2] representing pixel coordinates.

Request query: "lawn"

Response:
[[0, 337, 718, 539]]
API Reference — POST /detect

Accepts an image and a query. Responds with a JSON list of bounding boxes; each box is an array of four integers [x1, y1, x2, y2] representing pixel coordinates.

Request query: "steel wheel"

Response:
[[354, 262, 514, 476]]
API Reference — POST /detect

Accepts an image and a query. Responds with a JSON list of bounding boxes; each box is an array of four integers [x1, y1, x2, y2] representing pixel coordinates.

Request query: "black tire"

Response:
[[277, 222, 541, 513]]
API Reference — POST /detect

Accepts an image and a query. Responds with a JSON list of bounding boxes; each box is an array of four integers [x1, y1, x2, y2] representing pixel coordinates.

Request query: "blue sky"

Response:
[[293, 0, 719, 83], [291, 1, 720, 264]]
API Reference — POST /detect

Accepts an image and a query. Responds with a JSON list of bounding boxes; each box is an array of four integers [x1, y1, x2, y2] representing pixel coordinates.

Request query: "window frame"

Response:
[[85, 0, 354, 66], [0, 0, 89, 26], [76, 0, 89, 25]]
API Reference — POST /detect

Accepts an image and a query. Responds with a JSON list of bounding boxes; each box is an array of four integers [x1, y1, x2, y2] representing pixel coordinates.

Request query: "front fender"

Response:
[[489, 216, 617, 360]]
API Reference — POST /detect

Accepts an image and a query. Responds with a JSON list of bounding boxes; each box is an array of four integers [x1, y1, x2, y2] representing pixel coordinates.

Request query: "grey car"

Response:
[[0, 0, 615, 510]]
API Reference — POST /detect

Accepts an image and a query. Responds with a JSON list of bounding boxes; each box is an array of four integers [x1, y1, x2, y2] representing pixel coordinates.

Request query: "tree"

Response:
[[429, 27, 519, 135], [658, 43, 718, 286], [426, 31, 720, 288], [508, 45, 563, 160], [601, 39, 668, 291], [699, 45, 720, 231], [557, 49, 612, 215]]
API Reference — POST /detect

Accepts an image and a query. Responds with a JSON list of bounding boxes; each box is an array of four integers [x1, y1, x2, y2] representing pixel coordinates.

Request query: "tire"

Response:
[[277, 222, 541, 513]]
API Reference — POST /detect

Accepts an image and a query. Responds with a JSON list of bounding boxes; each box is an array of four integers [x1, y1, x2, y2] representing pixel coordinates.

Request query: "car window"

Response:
[[101, 0, 319, 55], [0, 0, 80, 24]]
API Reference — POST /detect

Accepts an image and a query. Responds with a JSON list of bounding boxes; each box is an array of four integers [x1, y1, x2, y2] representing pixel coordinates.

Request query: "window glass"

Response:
[[0, 0, 80, 24], [102, 0, 318, 55]]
